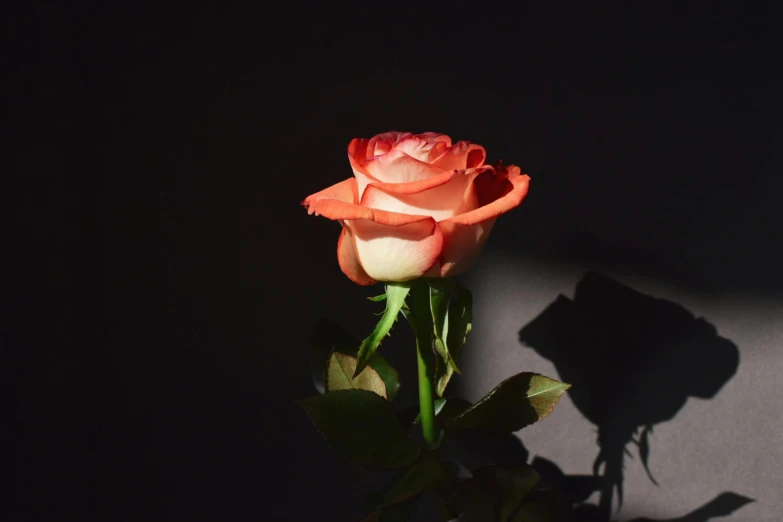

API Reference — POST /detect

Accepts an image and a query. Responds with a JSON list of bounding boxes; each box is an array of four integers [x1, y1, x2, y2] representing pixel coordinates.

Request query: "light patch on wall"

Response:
[[453, 248, 779, 521]]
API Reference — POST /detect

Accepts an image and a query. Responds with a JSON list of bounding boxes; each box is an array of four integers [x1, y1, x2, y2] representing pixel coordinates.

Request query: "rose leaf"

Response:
[[435, 283, 473, 396], [446, 373, 570, 435], [298, 389, 421, 469], [308, 318, 400, 401], [326, 351, 387, 399]]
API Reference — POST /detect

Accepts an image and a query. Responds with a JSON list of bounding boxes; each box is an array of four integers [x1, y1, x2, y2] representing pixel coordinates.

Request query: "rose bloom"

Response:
[[302, 131, 530, 284]]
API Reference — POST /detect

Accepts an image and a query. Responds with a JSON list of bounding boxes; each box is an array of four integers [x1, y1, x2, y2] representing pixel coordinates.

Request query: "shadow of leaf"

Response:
[[626, 492, 754, 522]]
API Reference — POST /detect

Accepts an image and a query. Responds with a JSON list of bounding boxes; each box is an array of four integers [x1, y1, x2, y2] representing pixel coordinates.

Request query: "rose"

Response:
[[302, 131, 530, 284]]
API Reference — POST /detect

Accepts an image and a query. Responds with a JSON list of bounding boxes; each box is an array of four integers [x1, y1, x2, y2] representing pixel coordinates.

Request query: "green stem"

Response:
[[408, 279, 439, 449], [415, 325, 438, 449]]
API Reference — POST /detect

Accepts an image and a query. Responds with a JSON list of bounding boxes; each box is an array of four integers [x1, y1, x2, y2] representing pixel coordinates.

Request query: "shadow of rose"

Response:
[[514, 271, 749, 521]]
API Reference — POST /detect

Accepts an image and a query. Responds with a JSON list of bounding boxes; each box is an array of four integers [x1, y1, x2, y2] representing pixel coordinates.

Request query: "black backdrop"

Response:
[[6, 2, 782, 521]]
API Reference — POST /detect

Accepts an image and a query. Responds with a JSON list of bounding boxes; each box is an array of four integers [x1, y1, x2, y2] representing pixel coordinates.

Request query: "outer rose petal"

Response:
[[425, 219, 497, 278], [302, 177, 359, 207], [446, 166, 530, 226], [427, 167, 531, 277], [348, 217, 444, 282], [361, 166, 492, 222], [303, 178, 438, 227], [337, 226, 376, 285], [302, 176, 444, 283]]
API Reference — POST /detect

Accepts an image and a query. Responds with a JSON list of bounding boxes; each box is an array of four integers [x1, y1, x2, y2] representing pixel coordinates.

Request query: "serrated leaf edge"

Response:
[[448, 373, 571, 428]]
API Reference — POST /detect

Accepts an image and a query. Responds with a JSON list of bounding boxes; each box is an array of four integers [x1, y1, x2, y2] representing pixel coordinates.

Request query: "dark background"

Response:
[[6, 2, 782, 521]]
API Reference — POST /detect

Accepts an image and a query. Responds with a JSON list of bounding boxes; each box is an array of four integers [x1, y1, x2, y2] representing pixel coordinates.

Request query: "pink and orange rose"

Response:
[[302, 131, 530, 284]]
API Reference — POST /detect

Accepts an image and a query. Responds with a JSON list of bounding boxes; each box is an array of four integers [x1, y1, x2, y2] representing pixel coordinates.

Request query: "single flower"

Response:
[[302, 131, 530, 284]]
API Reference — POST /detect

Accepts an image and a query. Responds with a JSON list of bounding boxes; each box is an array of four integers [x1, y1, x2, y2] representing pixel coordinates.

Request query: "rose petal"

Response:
[[302, 177, 437, 227], [361, 167, 492, 222], [367, 132, 413, 158], [347, 217, 444, 282], [364, 149, 449, 185], [413, 132, 452, 147], [337, 226, 376, 285], [302, 177, 359, 207], [347, 137, 372, 164], [466, 146, 487, 168], [427, 167, 530, 277], [444, 167, 530, 226], [347, 139, 384, 198], [392, 137, 449, 163], [348, 133, 457, 198], [431, 141, 487, 170], [350, 168, 378, 200], [426, 219, 497, 278]]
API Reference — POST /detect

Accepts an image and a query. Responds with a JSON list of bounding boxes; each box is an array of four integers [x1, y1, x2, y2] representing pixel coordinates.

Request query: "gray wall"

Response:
[[458, 253, 781, 521]]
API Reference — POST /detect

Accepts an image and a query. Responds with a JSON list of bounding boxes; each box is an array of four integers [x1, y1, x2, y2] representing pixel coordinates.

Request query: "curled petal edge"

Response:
[[443, 169, 531, 226], [302, 177, 437, 227]]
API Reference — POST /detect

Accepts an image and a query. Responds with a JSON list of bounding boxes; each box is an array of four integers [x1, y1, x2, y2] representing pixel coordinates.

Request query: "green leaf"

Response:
[[446, 373, 570, 435], [368, 353, 401, 402], [435, 284, 472, 397], [326, 351, 387, 399], [307, 318, 400, 401], [355, 282, 412, 377], [298, 389, 421, 469], [428, 279, 460, 375], [365, 456, 449, 513], [368, 293, 387, 302]]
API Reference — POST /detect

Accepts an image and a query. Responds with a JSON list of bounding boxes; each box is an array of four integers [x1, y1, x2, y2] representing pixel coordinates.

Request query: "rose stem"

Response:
[[416, 328, 438, 448], [409, 280, 439, 449]]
